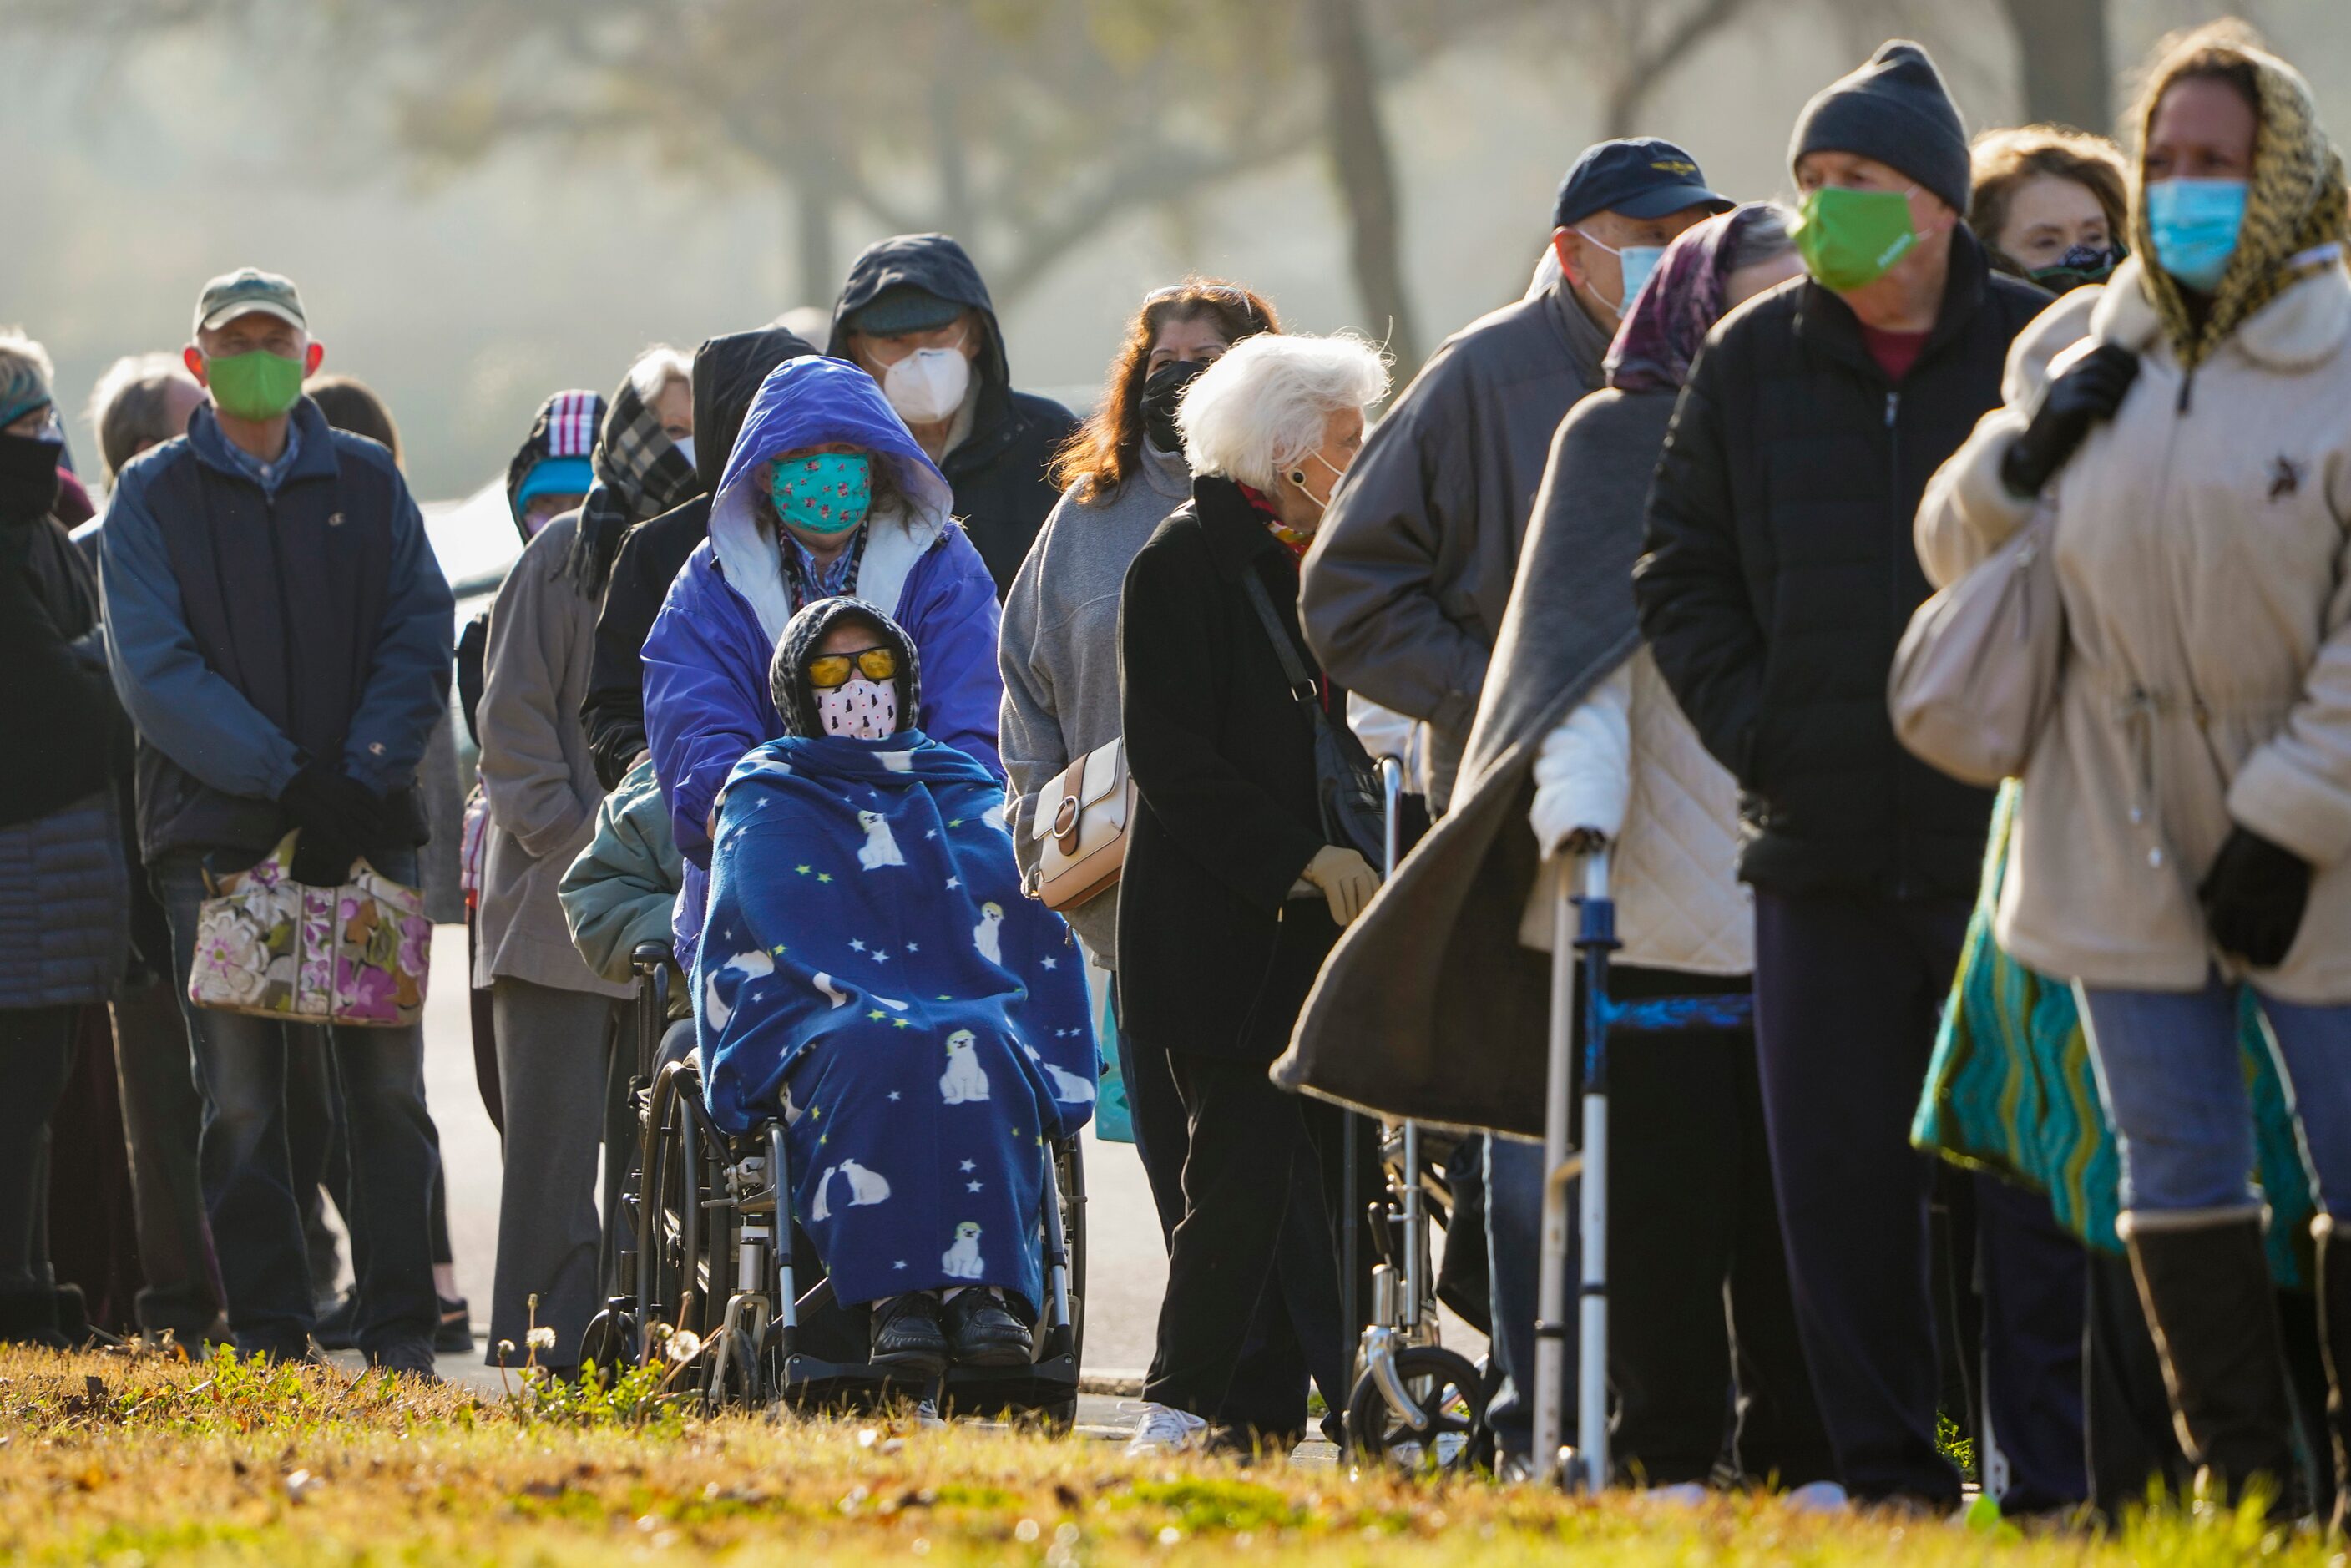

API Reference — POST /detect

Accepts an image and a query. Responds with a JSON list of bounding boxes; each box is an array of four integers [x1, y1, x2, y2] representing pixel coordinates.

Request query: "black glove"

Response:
[[279, 764, 382, 887], [1999, 343, 2141, 498], [2199, 825, 2313, 969]]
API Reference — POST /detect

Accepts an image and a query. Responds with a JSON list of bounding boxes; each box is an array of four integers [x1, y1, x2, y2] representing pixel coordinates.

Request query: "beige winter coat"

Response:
[[473, 512, 632, 999], [1917, 256, 2351, 1002]]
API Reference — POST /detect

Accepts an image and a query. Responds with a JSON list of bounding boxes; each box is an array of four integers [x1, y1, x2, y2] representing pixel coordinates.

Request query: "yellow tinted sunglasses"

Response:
[[806, 646, 897, 690]]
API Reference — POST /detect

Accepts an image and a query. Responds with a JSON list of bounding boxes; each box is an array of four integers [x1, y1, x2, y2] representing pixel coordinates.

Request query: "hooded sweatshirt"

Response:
[[827, 235, 1079, 595], [641, 355, 1005, 969], [582, 326, 817, 789]]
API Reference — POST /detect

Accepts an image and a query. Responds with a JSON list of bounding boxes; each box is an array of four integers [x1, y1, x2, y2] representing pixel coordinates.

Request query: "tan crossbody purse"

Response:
[[1030, 737, 1136, 910]]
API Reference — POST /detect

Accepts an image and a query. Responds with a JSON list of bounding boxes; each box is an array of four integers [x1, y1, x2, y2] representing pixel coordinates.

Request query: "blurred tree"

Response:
[[1996, 0, 2112, 134]]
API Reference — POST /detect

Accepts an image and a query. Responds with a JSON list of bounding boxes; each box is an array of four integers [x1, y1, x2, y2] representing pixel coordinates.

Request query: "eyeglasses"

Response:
[[806, 646, 897, 689]]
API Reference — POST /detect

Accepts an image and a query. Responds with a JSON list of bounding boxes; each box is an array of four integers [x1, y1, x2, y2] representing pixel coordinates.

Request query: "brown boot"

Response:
[[2119, 1208, 2300, 1514]]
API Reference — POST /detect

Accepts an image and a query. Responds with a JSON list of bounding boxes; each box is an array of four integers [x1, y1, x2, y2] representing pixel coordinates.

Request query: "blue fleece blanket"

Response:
[[695, 730, 1095, 1308]]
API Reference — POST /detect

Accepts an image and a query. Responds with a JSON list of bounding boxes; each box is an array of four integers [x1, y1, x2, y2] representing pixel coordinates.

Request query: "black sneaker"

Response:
[[434, 1297, 473, 1353], [313, 1288, 361, 1351], [942, 1288, 1034, 1368], [868, 1293, 948, 1381]]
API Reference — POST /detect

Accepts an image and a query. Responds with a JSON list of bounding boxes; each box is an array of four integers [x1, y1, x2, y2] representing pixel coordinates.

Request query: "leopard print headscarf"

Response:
[[2131, 38, 2351, 368]]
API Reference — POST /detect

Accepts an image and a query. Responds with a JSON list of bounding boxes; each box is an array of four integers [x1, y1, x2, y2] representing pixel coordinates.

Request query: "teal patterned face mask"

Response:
[[769, 451, 873, 535]]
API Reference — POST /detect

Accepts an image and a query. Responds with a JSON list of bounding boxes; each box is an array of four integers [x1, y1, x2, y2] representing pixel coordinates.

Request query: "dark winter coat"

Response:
[[99, 400, 454, 862], [0, 512, 129, 1006], [1116, 476, 1346, 1066], [1633, 231, 2044, 900], [582, 326, 817, 790], [826, 235, 1078, 595]]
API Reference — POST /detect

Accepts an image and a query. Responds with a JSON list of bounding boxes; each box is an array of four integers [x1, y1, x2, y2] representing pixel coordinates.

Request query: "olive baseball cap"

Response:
[[193, 268, 307, 335]]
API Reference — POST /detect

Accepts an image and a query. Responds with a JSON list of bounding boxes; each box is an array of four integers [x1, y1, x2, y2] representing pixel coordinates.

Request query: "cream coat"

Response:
[[1917, 255, 2351, 1001]]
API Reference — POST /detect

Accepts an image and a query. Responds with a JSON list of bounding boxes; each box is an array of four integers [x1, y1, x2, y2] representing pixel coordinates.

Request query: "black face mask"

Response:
[[1139, 360, 1209, 454], [2030, 241, 2126, 295], [0, 432, 62, 528]]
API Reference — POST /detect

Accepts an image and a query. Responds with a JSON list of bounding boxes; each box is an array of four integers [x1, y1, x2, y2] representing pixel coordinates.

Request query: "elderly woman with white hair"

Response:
[[1115, 331, 1390, 1451]]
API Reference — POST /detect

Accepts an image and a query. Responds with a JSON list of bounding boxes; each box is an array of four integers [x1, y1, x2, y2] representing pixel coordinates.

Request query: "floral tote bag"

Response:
[[187, 832, 432, 1027]]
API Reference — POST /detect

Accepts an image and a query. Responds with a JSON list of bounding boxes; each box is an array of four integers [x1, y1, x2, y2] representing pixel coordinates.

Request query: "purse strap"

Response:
[[1238, 567, 1323, 710]]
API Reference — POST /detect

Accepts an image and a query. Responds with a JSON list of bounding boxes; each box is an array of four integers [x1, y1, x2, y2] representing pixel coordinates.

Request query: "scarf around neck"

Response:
[[569, 376, 703, 594]]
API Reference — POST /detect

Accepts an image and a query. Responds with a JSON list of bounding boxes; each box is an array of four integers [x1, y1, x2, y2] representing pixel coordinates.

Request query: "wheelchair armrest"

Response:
[[631, 939, 675, 974]]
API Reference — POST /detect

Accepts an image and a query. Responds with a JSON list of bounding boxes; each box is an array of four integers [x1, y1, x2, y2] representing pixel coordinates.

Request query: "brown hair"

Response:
[[1048, 278, 1278, 498], [1968, 126, 2130, 256], [2129, 20, 2266, 159], [305, 374, 402, 465]]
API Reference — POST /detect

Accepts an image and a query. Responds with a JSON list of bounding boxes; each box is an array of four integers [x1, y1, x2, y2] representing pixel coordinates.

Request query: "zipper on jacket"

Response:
[[2176, 367, 2196, 415]]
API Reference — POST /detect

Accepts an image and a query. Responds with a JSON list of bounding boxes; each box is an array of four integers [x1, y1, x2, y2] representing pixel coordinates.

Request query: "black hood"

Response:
[[769, 595, 922, 740], [826, 233, 1014, 441], [690, 325, 820, 493]]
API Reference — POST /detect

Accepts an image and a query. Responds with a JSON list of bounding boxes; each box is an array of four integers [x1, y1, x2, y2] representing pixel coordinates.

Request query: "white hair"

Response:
[[626, 344, 692, 405], [1177, 332, 1390, 490]]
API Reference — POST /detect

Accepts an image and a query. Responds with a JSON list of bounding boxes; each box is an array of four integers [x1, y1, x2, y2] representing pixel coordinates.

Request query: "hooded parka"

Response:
[[827, 235, 1077, 595]]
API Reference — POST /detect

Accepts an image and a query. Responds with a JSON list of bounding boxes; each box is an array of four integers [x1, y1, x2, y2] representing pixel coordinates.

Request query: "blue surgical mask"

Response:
[[2145, 178, 2247, 293], [1574, 229, 1666, 318]]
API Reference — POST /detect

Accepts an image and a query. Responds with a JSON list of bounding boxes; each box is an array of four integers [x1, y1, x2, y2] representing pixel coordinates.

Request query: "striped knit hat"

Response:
[[504, 388, 606, 537]]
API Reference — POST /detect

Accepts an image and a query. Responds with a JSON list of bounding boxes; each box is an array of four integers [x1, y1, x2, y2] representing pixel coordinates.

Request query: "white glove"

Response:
[[1301, 844, 1378, 928]]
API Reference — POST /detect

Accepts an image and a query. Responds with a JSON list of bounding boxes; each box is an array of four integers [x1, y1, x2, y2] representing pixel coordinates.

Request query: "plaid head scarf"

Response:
[[2131, 36, 2351, 371], [568, 372, 704, 594]]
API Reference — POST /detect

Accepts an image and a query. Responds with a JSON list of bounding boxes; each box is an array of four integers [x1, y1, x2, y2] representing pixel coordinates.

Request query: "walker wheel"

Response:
[[1344, 1345, 1484, 1472]]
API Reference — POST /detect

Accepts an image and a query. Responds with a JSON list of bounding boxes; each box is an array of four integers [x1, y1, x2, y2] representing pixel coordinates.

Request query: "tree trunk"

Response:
[[794, 173, 837, 312], [1998, 0, 2112, 135], [1311, 0, 1419, 374]]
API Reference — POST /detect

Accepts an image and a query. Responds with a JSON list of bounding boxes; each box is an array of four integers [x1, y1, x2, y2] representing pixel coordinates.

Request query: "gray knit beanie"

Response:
[[1788, 41, 1971, 215]]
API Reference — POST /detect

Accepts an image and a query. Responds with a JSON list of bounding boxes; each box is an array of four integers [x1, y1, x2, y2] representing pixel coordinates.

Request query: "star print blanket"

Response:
[[696, 731, 1096, 1309]]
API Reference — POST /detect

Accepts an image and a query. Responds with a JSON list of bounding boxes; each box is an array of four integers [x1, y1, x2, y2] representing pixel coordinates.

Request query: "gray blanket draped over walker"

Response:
[[1273, 391, 1676, 1138]]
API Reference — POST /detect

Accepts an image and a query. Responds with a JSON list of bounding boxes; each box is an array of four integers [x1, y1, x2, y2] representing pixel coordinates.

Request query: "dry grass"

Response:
[[0, 1344, 2328, 1565]]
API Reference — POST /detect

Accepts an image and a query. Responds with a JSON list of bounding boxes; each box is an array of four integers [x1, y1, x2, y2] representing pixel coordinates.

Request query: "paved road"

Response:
[[413, 926, 1479, 1387]]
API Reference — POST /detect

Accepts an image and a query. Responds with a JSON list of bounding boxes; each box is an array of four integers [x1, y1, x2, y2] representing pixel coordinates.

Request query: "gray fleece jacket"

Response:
[[997, 440, 1191, 967]]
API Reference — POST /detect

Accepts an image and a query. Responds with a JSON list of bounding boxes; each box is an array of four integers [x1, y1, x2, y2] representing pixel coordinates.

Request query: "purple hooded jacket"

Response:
[[642, 356, 1005, 966]]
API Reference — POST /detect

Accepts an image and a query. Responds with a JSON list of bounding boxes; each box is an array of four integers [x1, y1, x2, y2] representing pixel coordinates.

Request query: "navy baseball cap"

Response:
[[1553, 139, 1732, 230]]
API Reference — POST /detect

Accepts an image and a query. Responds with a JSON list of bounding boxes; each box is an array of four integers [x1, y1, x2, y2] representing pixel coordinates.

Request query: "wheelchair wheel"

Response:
[[1345, 1345, 1484, 1472], [642, 1063, 720, 1347], [575, 1305, 639, 1383]]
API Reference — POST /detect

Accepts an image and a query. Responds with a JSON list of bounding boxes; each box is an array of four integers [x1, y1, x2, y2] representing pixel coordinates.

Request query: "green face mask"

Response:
[[204, 350, 306, 421], [1793, 185, 1922, 293]]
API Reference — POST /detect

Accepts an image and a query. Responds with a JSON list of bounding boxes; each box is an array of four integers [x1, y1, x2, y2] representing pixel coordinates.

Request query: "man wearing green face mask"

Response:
[[1635, 43, 2088, 1515], [98, 267, 456, 1375]]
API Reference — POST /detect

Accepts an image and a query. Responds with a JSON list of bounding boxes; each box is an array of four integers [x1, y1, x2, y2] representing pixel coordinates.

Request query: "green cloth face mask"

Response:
[[205, 350, 306, 421], [1794, 185, 1923, 293]]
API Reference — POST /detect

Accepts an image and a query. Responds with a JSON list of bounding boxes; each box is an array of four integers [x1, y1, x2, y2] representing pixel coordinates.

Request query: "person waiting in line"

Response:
[[1115, 332, 1390, 1454], [1969, 125, 2130, 290], [0, 333, 131, 1347], [642, 354, 1005, 977], [1918, 23, 2351, 1518], [475, 347, 695, 1375], [99, 269, 453, 1373], [695, 598, 1095, 1375], [827, 234, 1078, 595], [1632, 43, 2086, 1514]]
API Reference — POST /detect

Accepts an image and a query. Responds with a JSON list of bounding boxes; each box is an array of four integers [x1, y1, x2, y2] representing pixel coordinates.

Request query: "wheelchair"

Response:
[[580, 940, 1088, 1427]]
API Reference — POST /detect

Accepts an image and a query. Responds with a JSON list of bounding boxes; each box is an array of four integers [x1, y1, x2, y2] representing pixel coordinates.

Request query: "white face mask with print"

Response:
[[882, 348, 972, 426], [817, 676, 899, 739]]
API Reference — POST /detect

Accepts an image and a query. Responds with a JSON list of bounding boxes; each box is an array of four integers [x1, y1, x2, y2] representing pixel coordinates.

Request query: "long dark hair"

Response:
[[1049, 277, 1277, 498]]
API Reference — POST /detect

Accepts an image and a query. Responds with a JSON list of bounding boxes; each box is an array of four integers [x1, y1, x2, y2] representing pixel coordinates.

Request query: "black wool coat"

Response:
[[1634, 230, 2048, 902], [1116, 476, 1345, 1066]]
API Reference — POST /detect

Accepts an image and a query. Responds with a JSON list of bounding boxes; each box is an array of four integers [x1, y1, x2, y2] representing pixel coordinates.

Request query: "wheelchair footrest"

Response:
[[938, 1353, 1080, 1421]]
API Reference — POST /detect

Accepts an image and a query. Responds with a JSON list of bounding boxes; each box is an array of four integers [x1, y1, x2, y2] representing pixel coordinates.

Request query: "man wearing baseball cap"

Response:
[[1301, 137, 1729, 816], [1636, 43, 2085, 1512], [1296, 137, 1727, 1471], [99, 267, 454, 1375]]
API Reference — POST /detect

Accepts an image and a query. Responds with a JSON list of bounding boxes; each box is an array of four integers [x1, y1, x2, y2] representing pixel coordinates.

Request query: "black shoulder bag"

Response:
[[1238, 567, 1388, 873]]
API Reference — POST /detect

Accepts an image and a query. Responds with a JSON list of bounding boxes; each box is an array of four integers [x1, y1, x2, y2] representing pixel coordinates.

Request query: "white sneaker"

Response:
[[1120, 1401, 1207, 1456], [1646, 1482, 1710, 1506], [1785, 1480, 1851, 1515]]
